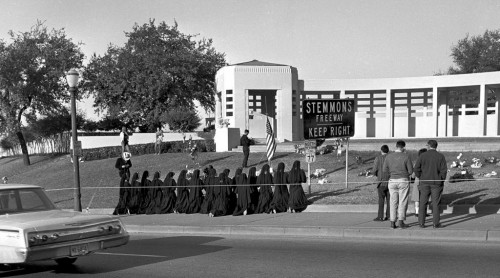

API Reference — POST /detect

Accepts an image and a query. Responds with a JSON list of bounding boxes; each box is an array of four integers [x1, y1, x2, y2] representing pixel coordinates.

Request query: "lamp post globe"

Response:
[[65, 68, 82, 212]]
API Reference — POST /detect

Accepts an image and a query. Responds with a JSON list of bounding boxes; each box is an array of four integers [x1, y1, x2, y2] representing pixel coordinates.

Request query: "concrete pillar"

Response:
[[432, 87, 439, 137], [244, 89, 249, 130], [386, 89, 392, 138], [438, 91, 448, 137], [215, 92, 222, 127], [478, 84, 487, 136]]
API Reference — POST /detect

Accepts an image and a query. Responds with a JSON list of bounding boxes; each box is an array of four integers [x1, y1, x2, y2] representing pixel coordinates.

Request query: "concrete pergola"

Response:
[[214, 60, 500, 151]]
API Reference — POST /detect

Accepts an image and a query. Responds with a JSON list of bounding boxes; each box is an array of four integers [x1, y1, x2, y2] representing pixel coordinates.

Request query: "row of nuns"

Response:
[[113, 161, 309, 217]]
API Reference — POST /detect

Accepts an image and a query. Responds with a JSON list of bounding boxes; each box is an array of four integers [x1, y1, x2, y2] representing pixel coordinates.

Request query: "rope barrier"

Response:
[[42, 176, 500, 192]]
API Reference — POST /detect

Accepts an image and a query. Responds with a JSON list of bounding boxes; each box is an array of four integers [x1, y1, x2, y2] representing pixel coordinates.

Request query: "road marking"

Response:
[[94, 252, 167, 258]]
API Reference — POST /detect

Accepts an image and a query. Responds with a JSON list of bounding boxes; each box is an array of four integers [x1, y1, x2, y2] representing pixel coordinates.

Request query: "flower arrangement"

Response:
[[450, 153, 467, 168], [310, 168, 327, 179], [358, 168, 373, 177], [449, 168, 475, 183], [318, 178, 329, 184], [484, 156, 500, 164], [470, 158, 482, 168]]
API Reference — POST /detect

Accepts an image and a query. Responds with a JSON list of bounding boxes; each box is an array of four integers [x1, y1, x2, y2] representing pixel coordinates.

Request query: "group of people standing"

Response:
[[113, 161, 309, 217], [372, 139, 448, 229]]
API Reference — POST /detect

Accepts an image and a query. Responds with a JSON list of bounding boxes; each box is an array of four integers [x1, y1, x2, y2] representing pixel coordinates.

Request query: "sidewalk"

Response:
[[113, 205, 500, 243]]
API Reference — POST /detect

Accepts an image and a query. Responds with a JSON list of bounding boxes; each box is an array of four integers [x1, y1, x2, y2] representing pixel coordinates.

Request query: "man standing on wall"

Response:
[[372, 144, 390, 222], [155, 127, 164, 155], [240, 129, 254, 168], [383, 140, 413, 229], [120, 126, 130, 154], [414, 139, 448, 229]]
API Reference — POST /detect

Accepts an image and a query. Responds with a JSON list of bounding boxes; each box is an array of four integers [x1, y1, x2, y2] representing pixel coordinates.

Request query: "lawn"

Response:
[[1, 149, 500, 210]]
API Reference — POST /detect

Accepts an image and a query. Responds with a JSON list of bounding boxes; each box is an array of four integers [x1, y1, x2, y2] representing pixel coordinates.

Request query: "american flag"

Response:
[[266, 117, 276, 161]]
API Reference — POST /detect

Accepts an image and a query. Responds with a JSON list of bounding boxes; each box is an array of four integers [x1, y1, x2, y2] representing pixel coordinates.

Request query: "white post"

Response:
[[308, 162, 311, 195], [479, 84, 487, 136], [345, 138, 349, 189], [386, 89, 392, 138], [432, 87, 438, 137]]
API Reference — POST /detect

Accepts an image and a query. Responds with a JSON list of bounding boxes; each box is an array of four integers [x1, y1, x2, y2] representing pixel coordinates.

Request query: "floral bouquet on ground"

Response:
[[449, 168, 475, 183], [357, 168, 372, 177], [470, 158, 482, 169], [484, 156, 499, 164], [310, 168, 327, 179], [450, 153, 467, 169]]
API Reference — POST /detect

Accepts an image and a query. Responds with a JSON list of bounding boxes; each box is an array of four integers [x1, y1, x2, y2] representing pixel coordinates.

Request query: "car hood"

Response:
[[0, 209, 121, 231]]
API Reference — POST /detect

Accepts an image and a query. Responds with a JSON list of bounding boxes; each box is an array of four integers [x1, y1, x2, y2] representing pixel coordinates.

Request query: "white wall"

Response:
[[79, 132, 203, 149]]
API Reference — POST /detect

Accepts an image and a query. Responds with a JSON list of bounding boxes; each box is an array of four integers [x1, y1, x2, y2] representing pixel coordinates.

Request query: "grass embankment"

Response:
[[1, 149, 500, 209]]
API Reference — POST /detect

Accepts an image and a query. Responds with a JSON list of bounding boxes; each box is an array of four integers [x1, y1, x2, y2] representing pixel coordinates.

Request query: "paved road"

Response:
[[3, 234, 500, 278]]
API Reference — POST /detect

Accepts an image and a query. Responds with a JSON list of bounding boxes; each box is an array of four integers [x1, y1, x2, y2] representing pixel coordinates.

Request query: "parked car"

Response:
[[0, 184, 129, 265]]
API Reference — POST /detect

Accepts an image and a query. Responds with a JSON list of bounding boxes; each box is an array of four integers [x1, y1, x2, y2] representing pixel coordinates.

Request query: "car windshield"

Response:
[[0, 188, 56, 215]]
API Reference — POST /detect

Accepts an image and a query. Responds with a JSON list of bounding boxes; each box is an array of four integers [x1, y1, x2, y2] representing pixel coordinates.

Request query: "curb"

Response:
[[125, 224, 500, 243], [87, 204, 500, 215]]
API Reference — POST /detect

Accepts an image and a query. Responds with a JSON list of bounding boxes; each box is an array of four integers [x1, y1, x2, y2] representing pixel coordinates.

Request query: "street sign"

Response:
[[73, 141, 82, 156], [302, 99, 355, 139], [305, 149, 316, 163]]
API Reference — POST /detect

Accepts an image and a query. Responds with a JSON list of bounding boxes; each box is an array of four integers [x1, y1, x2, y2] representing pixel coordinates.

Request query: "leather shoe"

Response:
[[390, 221, 396, 229], [397, 220, 408, 229], [373, 217, 384, 222], [418, 224, 425, 228], [383, 217, 389, 221], [433, 223, 443, 229]]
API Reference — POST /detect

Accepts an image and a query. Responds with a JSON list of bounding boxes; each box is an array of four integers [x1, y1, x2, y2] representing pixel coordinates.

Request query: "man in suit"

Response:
[[372, 144, 390, 221], [240, 129, 253, 168], [414, 139, 448, 228]]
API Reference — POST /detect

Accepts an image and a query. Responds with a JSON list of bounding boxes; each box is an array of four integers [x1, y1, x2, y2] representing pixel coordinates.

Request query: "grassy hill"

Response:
[[1, 149, 500, 210]]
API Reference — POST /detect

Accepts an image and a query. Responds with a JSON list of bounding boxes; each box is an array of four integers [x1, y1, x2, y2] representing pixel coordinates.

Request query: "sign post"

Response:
[[302, 99, 355, 190], [345, 138, 349, 189], [304, 148, 316, 194]]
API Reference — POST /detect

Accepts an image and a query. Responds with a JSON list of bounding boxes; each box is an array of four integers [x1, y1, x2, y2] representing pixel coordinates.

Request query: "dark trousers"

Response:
[[419, 183, 443, 226], [242, 148, 250, 168], [377, 183, 390, 219]]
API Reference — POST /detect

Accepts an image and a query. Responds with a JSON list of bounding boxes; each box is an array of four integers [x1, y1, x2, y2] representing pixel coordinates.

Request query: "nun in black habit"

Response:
[[270, 162, 290, 213], [113, 173, 130, 215], [187, 169, 204, 214], [232, 168, 252, 216], [201, 167, 217, 215], [137, 171, 151, 214], [288, 160, 308, 213], [159, 172, 176, 214], [210, 172, 231, 217], [146, 171, 162, 214], [255, 164, 274, 214], [247, 166, 259, 212], [127, 172, 140, 214], [174, 170, 190, 213]]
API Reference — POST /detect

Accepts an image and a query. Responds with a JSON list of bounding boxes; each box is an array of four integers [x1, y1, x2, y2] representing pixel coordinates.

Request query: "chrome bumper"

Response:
[[23, 233, 129, 263]]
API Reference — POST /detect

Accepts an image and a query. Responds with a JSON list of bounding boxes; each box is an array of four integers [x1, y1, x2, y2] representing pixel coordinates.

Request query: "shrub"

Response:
[[80, 139, 215, 161]]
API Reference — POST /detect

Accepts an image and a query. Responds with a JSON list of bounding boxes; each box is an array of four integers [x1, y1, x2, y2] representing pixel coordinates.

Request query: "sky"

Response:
[[1, 0, 500, 119]]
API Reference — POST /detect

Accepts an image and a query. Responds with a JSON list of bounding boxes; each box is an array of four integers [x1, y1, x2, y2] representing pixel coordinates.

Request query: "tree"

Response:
[[0, 21, 84, 165], [162, 107, 201, 133], [28, 109, 85, 138], [84, 19, 226, 130], [448, 30, 500, 74]]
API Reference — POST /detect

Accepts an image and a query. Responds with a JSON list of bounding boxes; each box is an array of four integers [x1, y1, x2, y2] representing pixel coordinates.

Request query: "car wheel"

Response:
[[55, 257, 78, 266]]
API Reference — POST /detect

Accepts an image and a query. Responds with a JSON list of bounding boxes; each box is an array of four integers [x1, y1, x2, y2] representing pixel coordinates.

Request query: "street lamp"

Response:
[[65, 68, 82, 212]]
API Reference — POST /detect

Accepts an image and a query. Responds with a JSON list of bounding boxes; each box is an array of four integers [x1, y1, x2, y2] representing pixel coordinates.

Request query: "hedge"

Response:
[[81, 139, 215, 161]]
